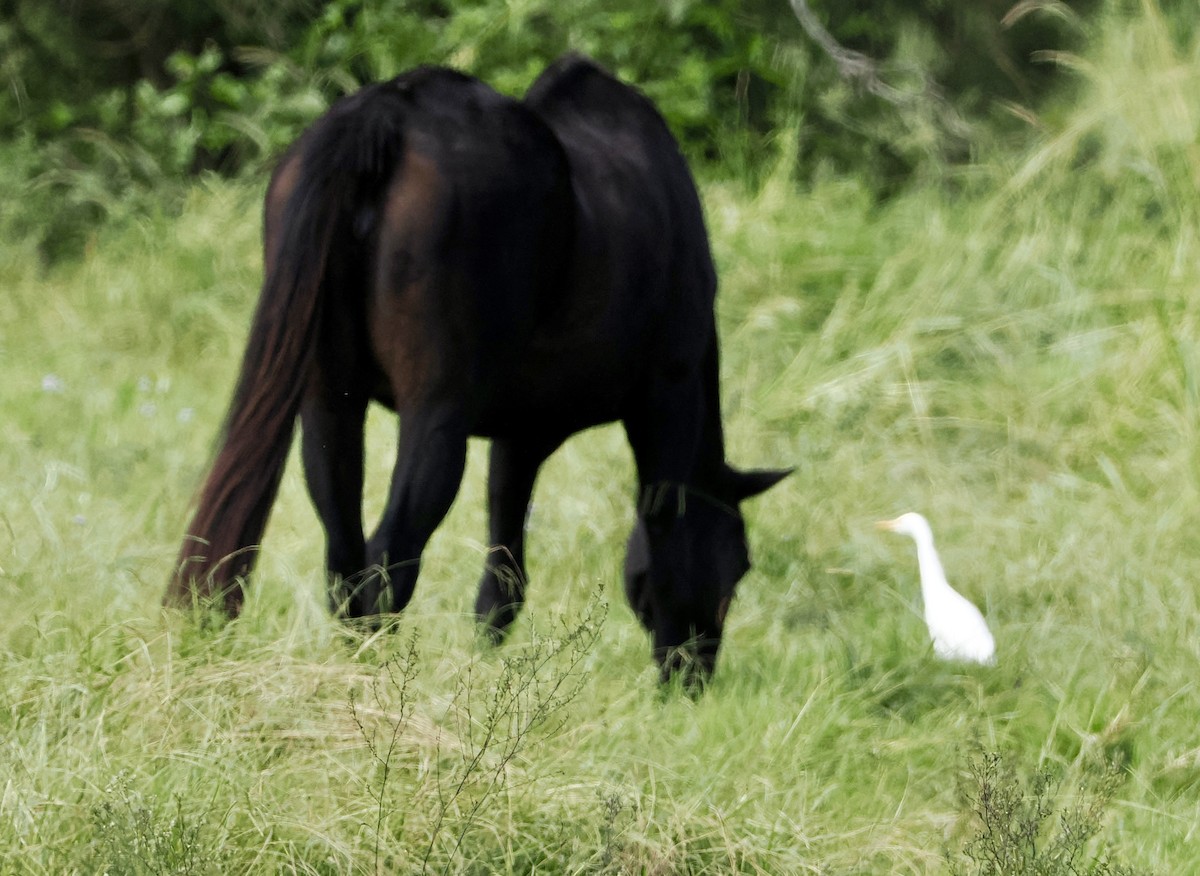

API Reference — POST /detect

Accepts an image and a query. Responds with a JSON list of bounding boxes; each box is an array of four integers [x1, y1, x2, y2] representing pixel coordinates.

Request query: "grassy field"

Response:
[[3, 6, 1199, 874]]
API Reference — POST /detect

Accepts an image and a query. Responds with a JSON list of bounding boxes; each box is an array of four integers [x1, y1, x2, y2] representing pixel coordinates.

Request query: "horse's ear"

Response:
[[721, 465, 792, 502]]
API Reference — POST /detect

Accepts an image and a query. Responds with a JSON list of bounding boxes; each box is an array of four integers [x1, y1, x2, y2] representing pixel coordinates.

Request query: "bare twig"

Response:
[[786, 0, 973, 144]]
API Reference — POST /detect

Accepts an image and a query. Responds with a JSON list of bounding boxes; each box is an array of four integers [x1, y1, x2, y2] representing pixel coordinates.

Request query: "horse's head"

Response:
[[624, 465, 790, 689]]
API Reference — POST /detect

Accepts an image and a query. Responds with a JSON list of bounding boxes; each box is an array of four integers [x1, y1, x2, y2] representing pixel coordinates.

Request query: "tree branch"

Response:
[[787, 0, 972, 143]]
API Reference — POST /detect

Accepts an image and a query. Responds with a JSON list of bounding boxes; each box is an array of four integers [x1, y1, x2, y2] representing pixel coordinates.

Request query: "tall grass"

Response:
[[1, 3, 1197, 871]]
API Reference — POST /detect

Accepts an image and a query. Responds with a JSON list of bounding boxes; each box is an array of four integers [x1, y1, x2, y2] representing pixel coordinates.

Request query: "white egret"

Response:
[[876, 512, 996, 665]]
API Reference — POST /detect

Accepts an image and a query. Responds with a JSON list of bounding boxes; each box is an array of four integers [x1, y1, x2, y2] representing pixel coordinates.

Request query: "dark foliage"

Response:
[[1, 1, 1169, 259]]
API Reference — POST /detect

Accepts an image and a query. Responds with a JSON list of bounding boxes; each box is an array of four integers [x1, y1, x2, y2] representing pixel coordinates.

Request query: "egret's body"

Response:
[[877, 512, 996, 665]]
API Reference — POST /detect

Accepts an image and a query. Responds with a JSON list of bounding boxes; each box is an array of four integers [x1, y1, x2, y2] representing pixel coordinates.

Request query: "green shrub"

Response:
[[951, 750, 1147, 876], [0, 0, 1118, 260]]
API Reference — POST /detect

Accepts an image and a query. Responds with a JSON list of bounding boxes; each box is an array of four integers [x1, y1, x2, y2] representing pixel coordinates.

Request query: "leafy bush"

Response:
[[0, 0, 1159, 260]]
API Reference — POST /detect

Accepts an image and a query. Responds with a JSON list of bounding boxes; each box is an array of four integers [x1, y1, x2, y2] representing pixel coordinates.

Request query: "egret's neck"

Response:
[[914, 537, 952, 600]]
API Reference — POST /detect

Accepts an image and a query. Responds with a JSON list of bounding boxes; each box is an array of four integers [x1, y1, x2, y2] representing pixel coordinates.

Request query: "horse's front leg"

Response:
[[474, 435, 562, 642]]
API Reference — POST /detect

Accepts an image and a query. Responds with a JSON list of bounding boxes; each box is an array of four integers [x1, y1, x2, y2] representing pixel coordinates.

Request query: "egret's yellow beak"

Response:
[[875, 519, 897, 532]]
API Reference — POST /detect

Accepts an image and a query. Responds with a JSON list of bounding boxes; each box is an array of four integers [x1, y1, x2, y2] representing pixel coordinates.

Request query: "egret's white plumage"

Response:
[[877, 512, 996, 665]]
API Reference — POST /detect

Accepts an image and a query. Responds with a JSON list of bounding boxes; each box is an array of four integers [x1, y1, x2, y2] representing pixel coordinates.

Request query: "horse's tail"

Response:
[[166, 86, 407, 613]]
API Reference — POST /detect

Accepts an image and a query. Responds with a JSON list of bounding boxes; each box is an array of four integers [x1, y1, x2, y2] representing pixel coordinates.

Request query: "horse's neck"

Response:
[[695, 329, 729, 477]]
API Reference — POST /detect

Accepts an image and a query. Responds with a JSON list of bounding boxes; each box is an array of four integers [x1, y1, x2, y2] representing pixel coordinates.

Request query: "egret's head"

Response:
[[876, 511, 933, 542]]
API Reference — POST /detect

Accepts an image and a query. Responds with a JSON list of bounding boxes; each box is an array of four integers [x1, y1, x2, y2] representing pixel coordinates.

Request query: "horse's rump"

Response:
[[170, 68, 572, 608]]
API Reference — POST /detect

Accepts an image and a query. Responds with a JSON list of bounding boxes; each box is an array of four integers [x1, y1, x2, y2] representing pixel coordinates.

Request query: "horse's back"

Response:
[[373, 66, 572, 297], [518, 56, 718, 409]]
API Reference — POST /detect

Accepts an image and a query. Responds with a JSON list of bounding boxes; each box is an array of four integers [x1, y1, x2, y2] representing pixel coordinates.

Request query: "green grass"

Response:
[[2, 6, 1198, 872]]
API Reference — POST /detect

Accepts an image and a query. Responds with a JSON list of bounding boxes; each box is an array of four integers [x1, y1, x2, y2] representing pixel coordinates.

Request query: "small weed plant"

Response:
[[86, 773, 222, 876], [952, 750, 1147, 876], [350, 601, 606, 873]]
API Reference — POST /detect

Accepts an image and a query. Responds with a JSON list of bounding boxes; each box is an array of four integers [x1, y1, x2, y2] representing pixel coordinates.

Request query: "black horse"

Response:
[[168, 55, 789, 684]]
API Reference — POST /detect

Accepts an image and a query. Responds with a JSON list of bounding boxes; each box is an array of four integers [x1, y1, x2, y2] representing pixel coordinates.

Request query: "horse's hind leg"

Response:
[[300, 389, 369, 616], [363, 405, 468, 616], [475, 435, 561, 642]]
